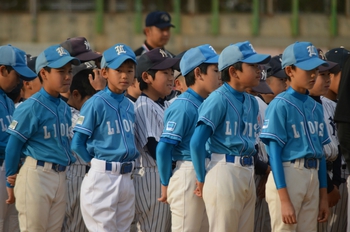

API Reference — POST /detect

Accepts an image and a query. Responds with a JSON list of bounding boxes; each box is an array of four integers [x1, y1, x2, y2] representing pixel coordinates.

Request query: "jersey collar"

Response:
[[224, 83, 244, 102], [186, 88, 204, 103], [286, 86, 309, 102], [40, 88, 60, 105], [105, 87, 125, 102]]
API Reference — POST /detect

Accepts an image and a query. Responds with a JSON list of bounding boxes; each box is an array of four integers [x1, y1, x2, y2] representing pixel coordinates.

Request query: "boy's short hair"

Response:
[[221, 62, 243, 82], [219, 41, 270, 71], [180, 44, 219, 76], [136, 48, 179, 89], [282, 42, 328, 71], [184, 63, 211, 87], [60, 37, 102, 62], [35, 45, 80, 74], [101, 43, 136, 69], [70, 62, 97, 99], [0, 45, 37, 80]]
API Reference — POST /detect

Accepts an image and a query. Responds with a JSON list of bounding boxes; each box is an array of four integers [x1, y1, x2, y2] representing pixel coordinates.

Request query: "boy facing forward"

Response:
[[190, 41, 270, 232]]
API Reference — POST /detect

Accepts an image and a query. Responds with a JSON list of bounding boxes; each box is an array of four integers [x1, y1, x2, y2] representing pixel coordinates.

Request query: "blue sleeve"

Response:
[[318, 155, 327, 189], [5, 135, 25, 188], [71, 132, 92, 163], [190, 123, 212, 183], [266, 140, 286, 189], [156, 141, 175, 186]]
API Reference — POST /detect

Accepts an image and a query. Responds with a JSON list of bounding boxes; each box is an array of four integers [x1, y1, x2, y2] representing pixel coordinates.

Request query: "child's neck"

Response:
[[43, 86, 60, 98], [191, 85, 208, 99], [324, 90, 337, 101], [142, 89, 164, 101], [226, 81, 245, 93]]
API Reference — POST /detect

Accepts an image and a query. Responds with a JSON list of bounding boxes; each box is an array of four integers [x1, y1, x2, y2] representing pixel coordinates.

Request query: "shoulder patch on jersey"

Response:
[[166, 121, 176, 132], [262, 119, 269, 129], [76, 116, 85, 125], [8, 120, 18, 130]]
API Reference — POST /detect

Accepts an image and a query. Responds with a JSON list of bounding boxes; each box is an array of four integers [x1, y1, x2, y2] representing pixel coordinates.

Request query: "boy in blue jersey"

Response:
[[5, 44, 79, 231], [260, 42, 330, 231], [133, 48, 179, 232], [71, 44, 139, 232], [156, 44, 221, 232], [190, 41, 270, 232], [0, 45, 37, 232]]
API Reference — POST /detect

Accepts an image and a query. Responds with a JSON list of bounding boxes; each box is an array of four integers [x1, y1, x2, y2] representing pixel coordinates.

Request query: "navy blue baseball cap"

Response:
[[325, 47, 350, 70], [317, 48, 340, 73], [282, 41, 328, 71], [267, 55, 288, 79], [36, 45, 80, 74], [180, 44, 219, 76], [252, 66, 273, 94], [101, 43, 136, 69], [0, 45, 37, 80], [136, 48, 179, 81], [146, 11, 175, 29], [219, 41, 271, 71], [60, 37, 102, 62]]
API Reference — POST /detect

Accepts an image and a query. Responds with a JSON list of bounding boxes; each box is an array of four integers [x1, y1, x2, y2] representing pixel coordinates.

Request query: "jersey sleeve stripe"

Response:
[[199, 116, 216, 131], [260, 132, 286, 145], [73, 126, 93, 136], [7, 128, 28, 142], [160, 132, 182, 140]]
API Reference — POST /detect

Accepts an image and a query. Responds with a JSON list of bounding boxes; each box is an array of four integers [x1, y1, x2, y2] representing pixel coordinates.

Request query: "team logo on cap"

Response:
[[84, 40, 91, 51], [115, 45, 127, 56], [318, 50, 326, 60], [56, 46, 67, 56], [307, 45, 317, 57], [84, 62, 93, 69], [161, 14, 170, 22], [159, 49, 168, 57], [249, 44, 256, 53], [209, 46, 217, 54]]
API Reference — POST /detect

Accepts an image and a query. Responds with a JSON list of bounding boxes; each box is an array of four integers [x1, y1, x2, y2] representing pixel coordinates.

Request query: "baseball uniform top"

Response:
[[6, 88, 75, 178], [260, 87, 331, 161], [73, 87, 139, 163], [0, 89, 14, 159]]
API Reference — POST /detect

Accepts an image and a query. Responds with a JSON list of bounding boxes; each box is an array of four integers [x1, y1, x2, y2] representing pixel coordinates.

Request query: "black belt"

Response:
[[37, 160, 66, 172], [291, 158, 318, 169]]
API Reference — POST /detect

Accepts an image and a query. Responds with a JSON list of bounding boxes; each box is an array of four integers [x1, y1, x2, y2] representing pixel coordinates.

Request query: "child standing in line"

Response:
[[71, 44, 139, 232], [190, 41, 270, 232], [260, 42, 330, 231], [5, 44, 80, 231]]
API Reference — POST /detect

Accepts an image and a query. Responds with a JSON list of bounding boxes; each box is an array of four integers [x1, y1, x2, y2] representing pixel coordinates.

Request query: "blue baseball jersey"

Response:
[[73, 87, 139, 162], [6, 88, 75, 165], [0, 89, 14, 159], [161, 88, 204, 161], [198, 83, 259, 156], [260, 87, 330, 161]]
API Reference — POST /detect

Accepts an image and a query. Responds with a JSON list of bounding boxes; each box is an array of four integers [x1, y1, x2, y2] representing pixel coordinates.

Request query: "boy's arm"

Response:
[[5, 135, 25, 188], [190, 123, 212, 183], [267, 140, 297, 224], [71, 132, 92, 163], [317, 155, 329, 221], [146, 137, 158, 160]]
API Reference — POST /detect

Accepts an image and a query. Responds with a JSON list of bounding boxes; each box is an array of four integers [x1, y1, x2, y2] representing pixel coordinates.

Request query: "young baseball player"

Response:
[[0, 45, 37, 232], [5, 44, 79, 231], [260, 42, 330, 232], [156, 44, 220, 232], [133, 48, 179, 232], [190, 41, 270, 232], [62, 62, 97, 232], [71, 43, 138, 232]]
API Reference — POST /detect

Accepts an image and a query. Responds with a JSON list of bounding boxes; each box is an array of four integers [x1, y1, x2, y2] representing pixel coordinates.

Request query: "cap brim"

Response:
[[155, 23, 175, 29], [318, 60, 340, 73], [48, 56, 81, 69], [151, 58, 180, 70], [271, 69, 288, 79], [13, 65, 37, 80], [75, 51, 102, 62], [107, 56, 137, 69], [243, 54, 271, 64], [295, 57, 328, 71], [252, 80, 274, 94]]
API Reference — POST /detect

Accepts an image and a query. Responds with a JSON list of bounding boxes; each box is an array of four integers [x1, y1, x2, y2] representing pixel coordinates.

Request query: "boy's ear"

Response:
[[194, 67, 202, 80], [39, 68, 48, 81], [228, 66, 238, 79], [23, 80, 31, 90], [284, 66, 293, 77], [72, 89, 81, 99], [142, 71, 151, 84], [101, 68, 109, 80], [0, 65, 8, 77]]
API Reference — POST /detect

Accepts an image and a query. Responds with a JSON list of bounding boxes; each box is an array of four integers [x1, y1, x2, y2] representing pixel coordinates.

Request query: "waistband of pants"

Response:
[[25, 156, 66, 172], [175, 158, 210, 169], [91, 158, 134, 175], [211, 153, 254, 167], [283, 158, 319, 170]]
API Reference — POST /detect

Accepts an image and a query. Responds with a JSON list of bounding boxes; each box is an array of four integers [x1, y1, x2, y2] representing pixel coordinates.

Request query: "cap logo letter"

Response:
[[84, 40, 91, 51], [249, 44, 256, 53], [84, 62, 93, 68], [115, 45, 126, 55], [209, 46, 217, 54], [56, 47, 67, 56], [161, 14, 170, 22], [307, 45, 317, 57], [159, 49, 168, 57]]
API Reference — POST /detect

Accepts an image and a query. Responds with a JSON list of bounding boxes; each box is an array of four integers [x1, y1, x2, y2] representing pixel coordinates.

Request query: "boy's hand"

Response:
[[194, 180, 204, 198], [318, 188, 329, 223], [328, 185, 340, 207], [89, 69, 106, 91], [281, 200, 297, 224], [158, 185, 168, 204], [6, 187, 15, 204], [7, 174, 17, 186]]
